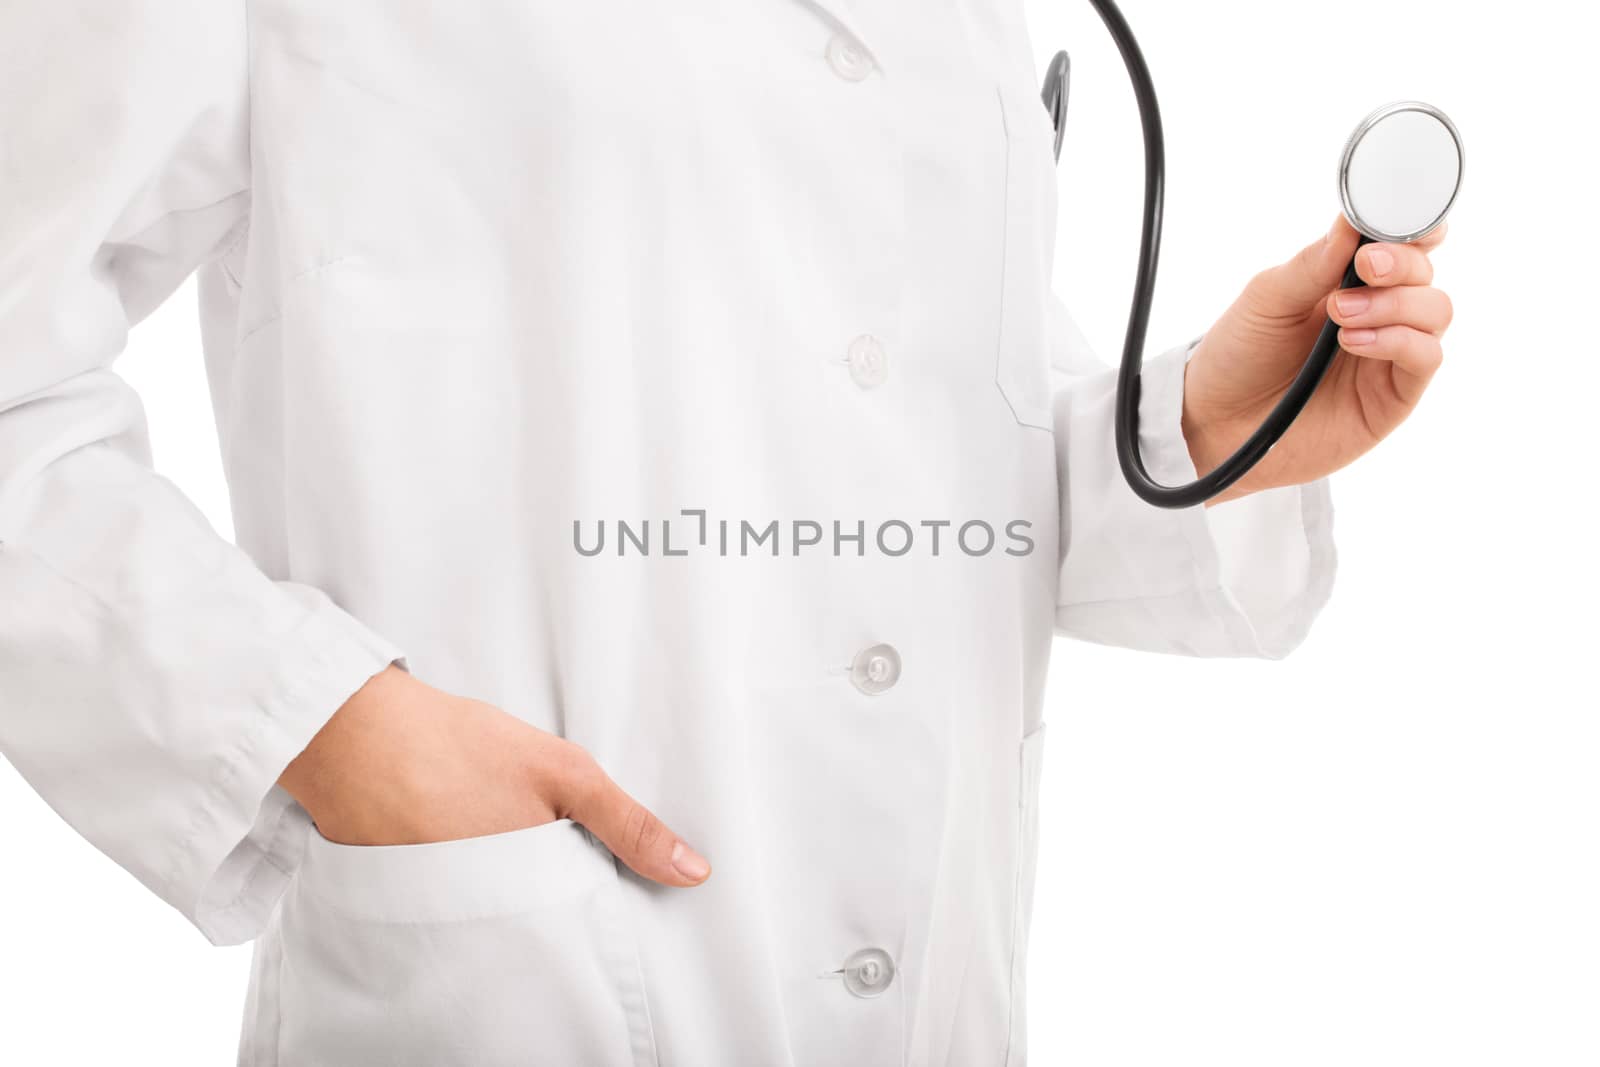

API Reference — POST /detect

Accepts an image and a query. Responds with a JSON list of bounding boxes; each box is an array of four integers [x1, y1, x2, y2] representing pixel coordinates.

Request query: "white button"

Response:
[[847, 335, 888, 389], [850, 644, 901, 695], [825, 34, 874, 82], [841, 947, 896, 998]]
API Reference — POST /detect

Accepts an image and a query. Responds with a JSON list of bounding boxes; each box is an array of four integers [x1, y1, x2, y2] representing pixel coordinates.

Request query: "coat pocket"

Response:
[[994, 83, 1060, 433], [272, 820, 657, 1067], [1004, 723, 1048, 1067]]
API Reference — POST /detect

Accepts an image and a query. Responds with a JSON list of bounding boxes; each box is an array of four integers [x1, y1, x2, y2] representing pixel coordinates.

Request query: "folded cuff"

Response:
[[1055, 342, 1336, 659], [170, 587, 405, 945]]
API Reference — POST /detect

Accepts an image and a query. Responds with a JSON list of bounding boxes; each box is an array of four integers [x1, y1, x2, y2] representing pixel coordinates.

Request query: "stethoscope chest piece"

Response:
[[1339, 102, 1464, 244]]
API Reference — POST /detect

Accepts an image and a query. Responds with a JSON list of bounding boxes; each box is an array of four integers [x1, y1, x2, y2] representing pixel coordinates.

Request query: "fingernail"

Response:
[[1342, 328, 1378, 346], [1335, 291, 1371, 317], [1327, 217, 1343, 245], [1366, 247, 1395, 277], [671, 840, 711, 881]]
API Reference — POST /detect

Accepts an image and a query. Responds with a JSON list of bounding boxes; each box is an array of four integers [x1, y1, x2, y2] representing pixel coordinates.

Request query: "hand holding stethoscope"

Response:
[[1056, 1, 1464, 508], [1180, 212, 1453, 506]]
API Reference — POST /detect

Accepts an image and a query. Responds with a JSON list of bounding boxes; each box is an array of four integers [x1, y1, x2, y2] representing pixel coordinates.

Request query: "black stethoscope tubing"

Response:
[[1054, 0, 1369, 509]]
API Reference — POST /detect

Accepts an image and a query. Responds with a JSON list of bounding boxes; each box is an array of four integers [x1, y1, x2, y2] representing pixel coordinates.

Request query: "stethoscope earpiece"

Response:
[[1042, 51, 1071, 164]]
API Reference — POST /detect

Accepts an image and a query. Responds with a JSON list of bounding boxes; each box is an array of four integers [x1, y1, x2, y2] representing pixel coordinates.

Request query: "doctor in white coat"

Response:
[[0, 2, 1453, 1064]]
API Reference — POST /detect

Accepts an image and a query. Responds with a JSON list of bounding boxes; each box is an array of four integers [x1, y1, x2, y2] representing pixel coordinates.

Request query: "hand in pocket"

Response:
[[279, 665, 712, 887]]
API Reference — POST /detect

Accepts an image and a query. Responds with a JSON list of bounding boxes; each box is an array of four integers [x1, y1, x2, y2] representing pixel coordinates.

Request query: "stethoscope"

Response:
[[1047, 0, 1465, 508]]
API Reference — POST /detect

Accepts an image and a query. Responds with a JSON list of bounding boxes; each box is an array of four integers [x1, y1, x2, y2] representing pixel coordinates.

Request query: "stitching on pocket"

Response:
[[237, 255, 358, 346], [994, 86, 1057, 433]]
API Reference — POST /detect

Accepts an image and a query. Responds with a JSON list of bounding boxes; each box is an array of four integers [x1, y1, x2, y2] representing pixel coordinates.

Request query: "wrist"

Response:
[[1181, 411, 1267, 509], [277, 663, 415, 818], [1180, 355, 1278, 507], [1180, 368, 1235, 497], [1180, 405, 1222, 478]]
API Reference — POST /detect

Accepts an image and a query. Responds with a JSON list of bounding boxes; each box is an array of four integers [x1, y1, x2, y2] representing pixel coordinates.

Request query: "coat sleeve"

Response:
[[0, 2, 403, 945], [1050, 297, 1337, 659]]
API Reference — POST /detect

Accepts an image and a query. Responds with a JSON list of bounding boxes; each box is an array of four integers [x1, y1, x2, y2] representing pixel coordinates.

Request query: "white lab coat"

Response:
[[0, 2, 1334, 1064]]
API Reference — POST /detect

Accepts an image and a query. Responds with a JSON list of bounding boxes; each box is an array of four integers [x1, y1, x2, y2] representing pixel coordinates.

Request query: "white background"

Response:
[[3, 1, 1596, 1063]]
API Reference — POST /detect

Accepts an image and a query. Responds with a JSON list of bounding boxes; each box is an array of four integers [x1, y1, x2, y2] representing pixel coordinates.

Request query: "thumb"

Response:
[[1251, 215, 1363, 314], [566, 770, 712, 888]]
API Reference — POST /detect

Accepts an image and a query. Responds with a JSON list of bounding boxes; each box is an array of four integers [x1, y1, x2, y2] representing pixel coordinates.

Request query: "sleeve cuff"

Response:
[[1055, 341, 1336, 659], [172, 586, 405, 945]]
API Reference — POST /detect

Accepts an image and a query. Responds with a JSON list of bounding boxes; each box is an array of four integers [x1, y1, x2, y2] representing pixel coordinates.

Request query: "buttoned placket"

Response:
[[811, 14, 905, 1010]]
